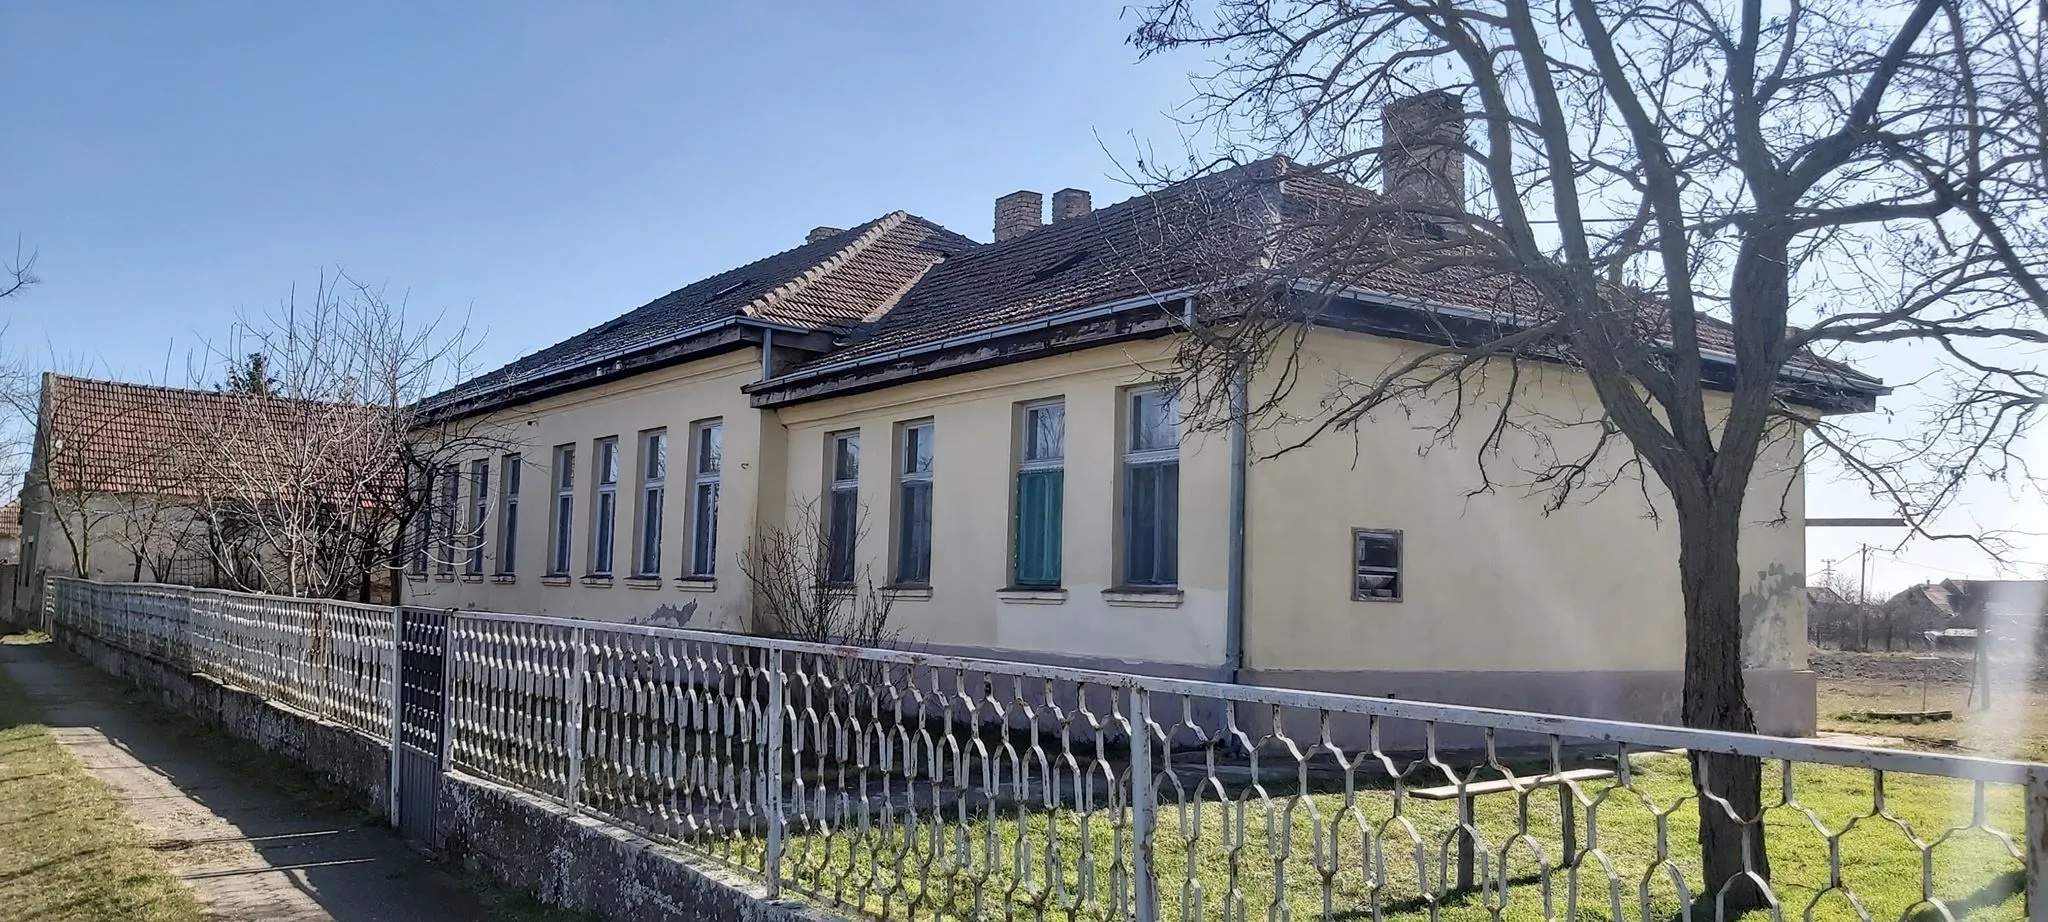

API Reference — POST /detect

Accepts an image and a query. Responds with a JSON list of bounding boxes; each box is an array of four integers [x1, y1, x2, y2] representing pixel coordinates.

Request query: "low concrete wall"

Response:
[[51, 625, 393, 819], [439, 773, 835, 922]]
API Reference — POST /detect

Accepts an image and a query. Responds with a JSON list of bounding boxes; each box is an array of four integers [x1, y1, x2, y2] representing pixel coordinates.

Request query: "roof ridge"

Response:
[[742, 211, 910, 321]]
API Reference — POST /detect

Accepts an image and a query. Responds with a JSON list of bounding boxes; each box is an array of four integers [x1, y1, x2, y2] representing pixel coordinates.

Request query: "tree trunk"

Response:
[[1677, 505, 1772, 914]]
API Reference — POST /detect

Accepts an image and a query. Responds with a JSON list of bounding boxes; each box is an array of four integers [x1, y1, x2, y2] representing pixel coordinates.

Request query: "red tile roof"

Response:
[[773, 158, 1878, 395], [0, 499, 19, 539], [422, 213, 975, 411], [36, 375, 392, 499]]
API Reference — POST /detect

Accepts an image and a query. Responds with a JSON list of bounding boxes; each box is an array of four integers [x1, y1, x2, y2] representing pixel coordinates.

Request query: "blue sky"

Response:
[[3, 3, 2036, 593], [3, 3, 1197, 376]]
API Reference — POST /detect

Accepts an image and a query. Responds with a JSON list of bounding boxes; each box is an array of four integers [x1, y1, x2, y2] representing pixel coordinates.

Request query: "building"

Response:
[[1884, 579, 2048, 649], [0, 499, 20, 565], [15, 374, 399, 610], [404, 122, 1884, 735]]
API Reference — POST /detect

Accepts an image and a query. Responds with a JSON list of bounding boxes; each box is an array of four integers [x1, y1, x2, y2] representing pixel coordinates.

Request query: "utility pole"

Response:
[[1858, 544, 1872, 651]]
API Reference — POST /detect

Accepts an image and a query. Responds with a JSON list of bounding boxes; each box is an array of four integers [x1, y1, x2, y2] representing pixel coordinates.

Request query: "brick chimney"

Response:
[[1051, 188, 1092, 223], [806, 226, 843, 244], [994, 191, 1043, 242], [1382, 90, 1466, 214]]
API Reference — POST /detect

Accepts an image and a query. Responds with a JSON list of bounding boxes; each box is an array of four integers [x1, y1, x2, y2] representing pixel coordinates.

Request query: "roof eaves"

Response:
[[1295, 281, 1890, 395], [744, 285, 1205, 397]]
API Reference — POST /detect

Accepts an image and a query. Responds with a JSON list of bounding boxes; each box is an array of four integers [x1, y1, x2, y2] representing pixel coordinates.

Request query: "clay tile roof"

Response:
[[784, 158, 1881, 393], [0, 500, 19, 540], [36, 375, 388, 497], [423, 213, 977, 410]]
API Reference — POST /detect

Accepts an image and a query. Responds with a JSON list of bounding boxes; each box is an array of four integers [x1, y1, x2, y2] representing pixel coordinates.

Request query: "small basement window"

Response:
[[1352, 528, 1402, 601]]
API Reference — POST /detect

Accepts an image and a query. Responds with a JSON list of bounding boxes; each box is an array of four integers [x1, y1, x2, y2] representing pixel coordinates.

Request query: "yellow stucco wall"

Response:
[[773, 341, 1233, 667], [405, 351, 763, 631], [1242, 328, 1806, 674], [408, 327, 1807, 679]]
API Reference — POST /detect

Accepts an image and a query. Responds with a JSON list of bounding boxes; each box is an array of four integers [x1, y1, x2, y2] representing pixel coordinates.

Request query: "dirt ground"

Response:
[[1811, 649, 2048, 761]]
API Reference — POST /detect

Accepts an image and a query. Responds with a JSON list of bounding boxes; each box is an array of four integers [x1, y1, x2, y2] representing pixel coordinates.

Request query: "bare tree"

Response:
[[739, 497, 895, 647], [1130, 0, 2046, 906], [191, 270, 506, 600]]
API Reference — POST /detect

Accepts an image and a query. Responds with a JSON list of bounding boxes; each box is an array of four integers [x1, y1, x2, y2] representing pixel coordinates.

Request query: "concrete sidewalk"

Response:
[[0, 638, 563, 922]]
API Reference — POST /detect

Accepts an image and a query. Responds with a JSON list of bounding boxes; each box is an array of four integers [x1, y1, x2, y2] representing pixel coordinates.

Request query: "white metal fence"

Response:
[[51, 577, 393, 741], [49, 577, 2048, 922]]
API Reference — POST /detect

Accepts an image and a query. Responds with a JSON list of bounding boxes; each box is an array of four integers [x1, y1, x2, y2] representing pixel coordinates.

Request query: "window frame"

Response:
[[548, 444, 575, 576], [435, 464, 459, 575], [1120, 386, 1180, 588], [825, 430, 860, 586], [466, 458, 490, 575], [1351, 528, 1404, 602], [408, 469, 433, 575], [1012, 399, 1065, 588], [688, 420, 723, 578], [590, 437, 620, 577], [635, 429, 667, 577], [498, 454, 521, 576], [893, 419, 935, 586]]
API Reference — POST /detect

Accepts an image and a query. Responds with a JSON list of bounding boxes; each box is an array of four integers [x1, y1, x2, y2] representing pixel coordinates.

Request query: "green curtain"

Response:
[[1013, 469, 1063, 585]]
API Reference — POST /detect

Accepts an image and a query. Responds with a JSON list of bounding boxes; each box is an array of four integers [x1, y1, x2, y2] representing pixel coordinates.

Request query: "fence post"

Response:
[[2028, 767, 2048, 922], [763, 650, 786, 899], [387, 605, 404, 828], [564, 626, 586, 811], [1129, 684, 1158, 922]]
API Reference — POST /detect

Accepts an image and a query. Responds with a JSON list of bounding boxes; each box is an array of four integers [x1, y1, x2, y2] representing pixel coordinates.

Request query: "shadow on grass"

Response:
[[1905, 868, 2023, 922]]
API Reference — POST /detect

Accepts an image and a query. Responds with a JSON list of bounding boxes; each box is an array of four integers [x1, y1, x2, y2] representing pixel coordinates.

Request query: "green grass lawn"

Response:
[[0, 634, 208, 922], [769, 753, 2025, 922]]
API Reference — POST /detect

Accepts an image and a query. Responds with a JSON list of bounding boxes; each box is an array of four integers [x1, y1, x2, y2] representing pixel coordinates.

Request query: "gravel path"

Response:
[[0, 640, 517, 922]]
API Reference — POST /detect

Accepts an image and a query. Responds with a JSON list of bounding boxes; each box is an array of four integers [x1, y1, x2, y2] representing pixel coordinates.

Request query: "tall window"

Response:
[[467, 459, 489, 575], [498, 454, 521, 575], [549, 445, 575, 576], [688, 421, 723, 577], [436, 465, 459, 575], [1013, 401, 1064, 587], [1123, 387, 1179, 587], [591, 437, 620, 576], [826, 431, 860, 585], [636, 429, 667, 577], [894, 421, 934, 585], [408, 470, 432, 575]]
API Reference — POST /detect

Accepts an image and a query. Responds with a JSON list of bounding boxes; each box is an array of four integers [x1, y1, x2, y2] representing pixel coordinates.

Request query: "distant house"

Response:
[[0, 499, 19, 565], [397, 109, 1887, 736], [1885, 579, 2048, 649], [15, 374, 398, 612]]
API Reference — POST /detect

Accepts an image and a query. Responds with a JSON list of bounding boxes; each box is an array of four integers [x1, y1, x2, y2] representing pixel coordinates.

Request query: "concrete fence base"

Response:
[[440, 774, 838, 922], [46, 624, 842, 922]]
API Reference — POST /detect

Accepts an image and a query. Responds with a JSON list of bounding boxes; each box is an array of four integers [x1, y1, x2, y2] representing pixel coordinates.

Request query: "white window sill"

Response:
[[1103, 587, 1183, 608], [459, 574, 484, 584], [881, 585, 932, 602], [540, 575, 571, 587], [581, 576, 614, 588], [674, 577, 717, 592], [625, 576, 662, 590], [490, 574, 517, 585], [996, 587, 1067, 605], [433, 574, 456, 583]]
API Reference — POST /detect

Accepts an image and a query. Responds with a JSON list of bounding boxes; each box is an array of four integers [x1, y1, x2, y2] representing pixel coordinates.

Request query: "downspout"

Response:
[[1224, 365, 1248, 686]]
